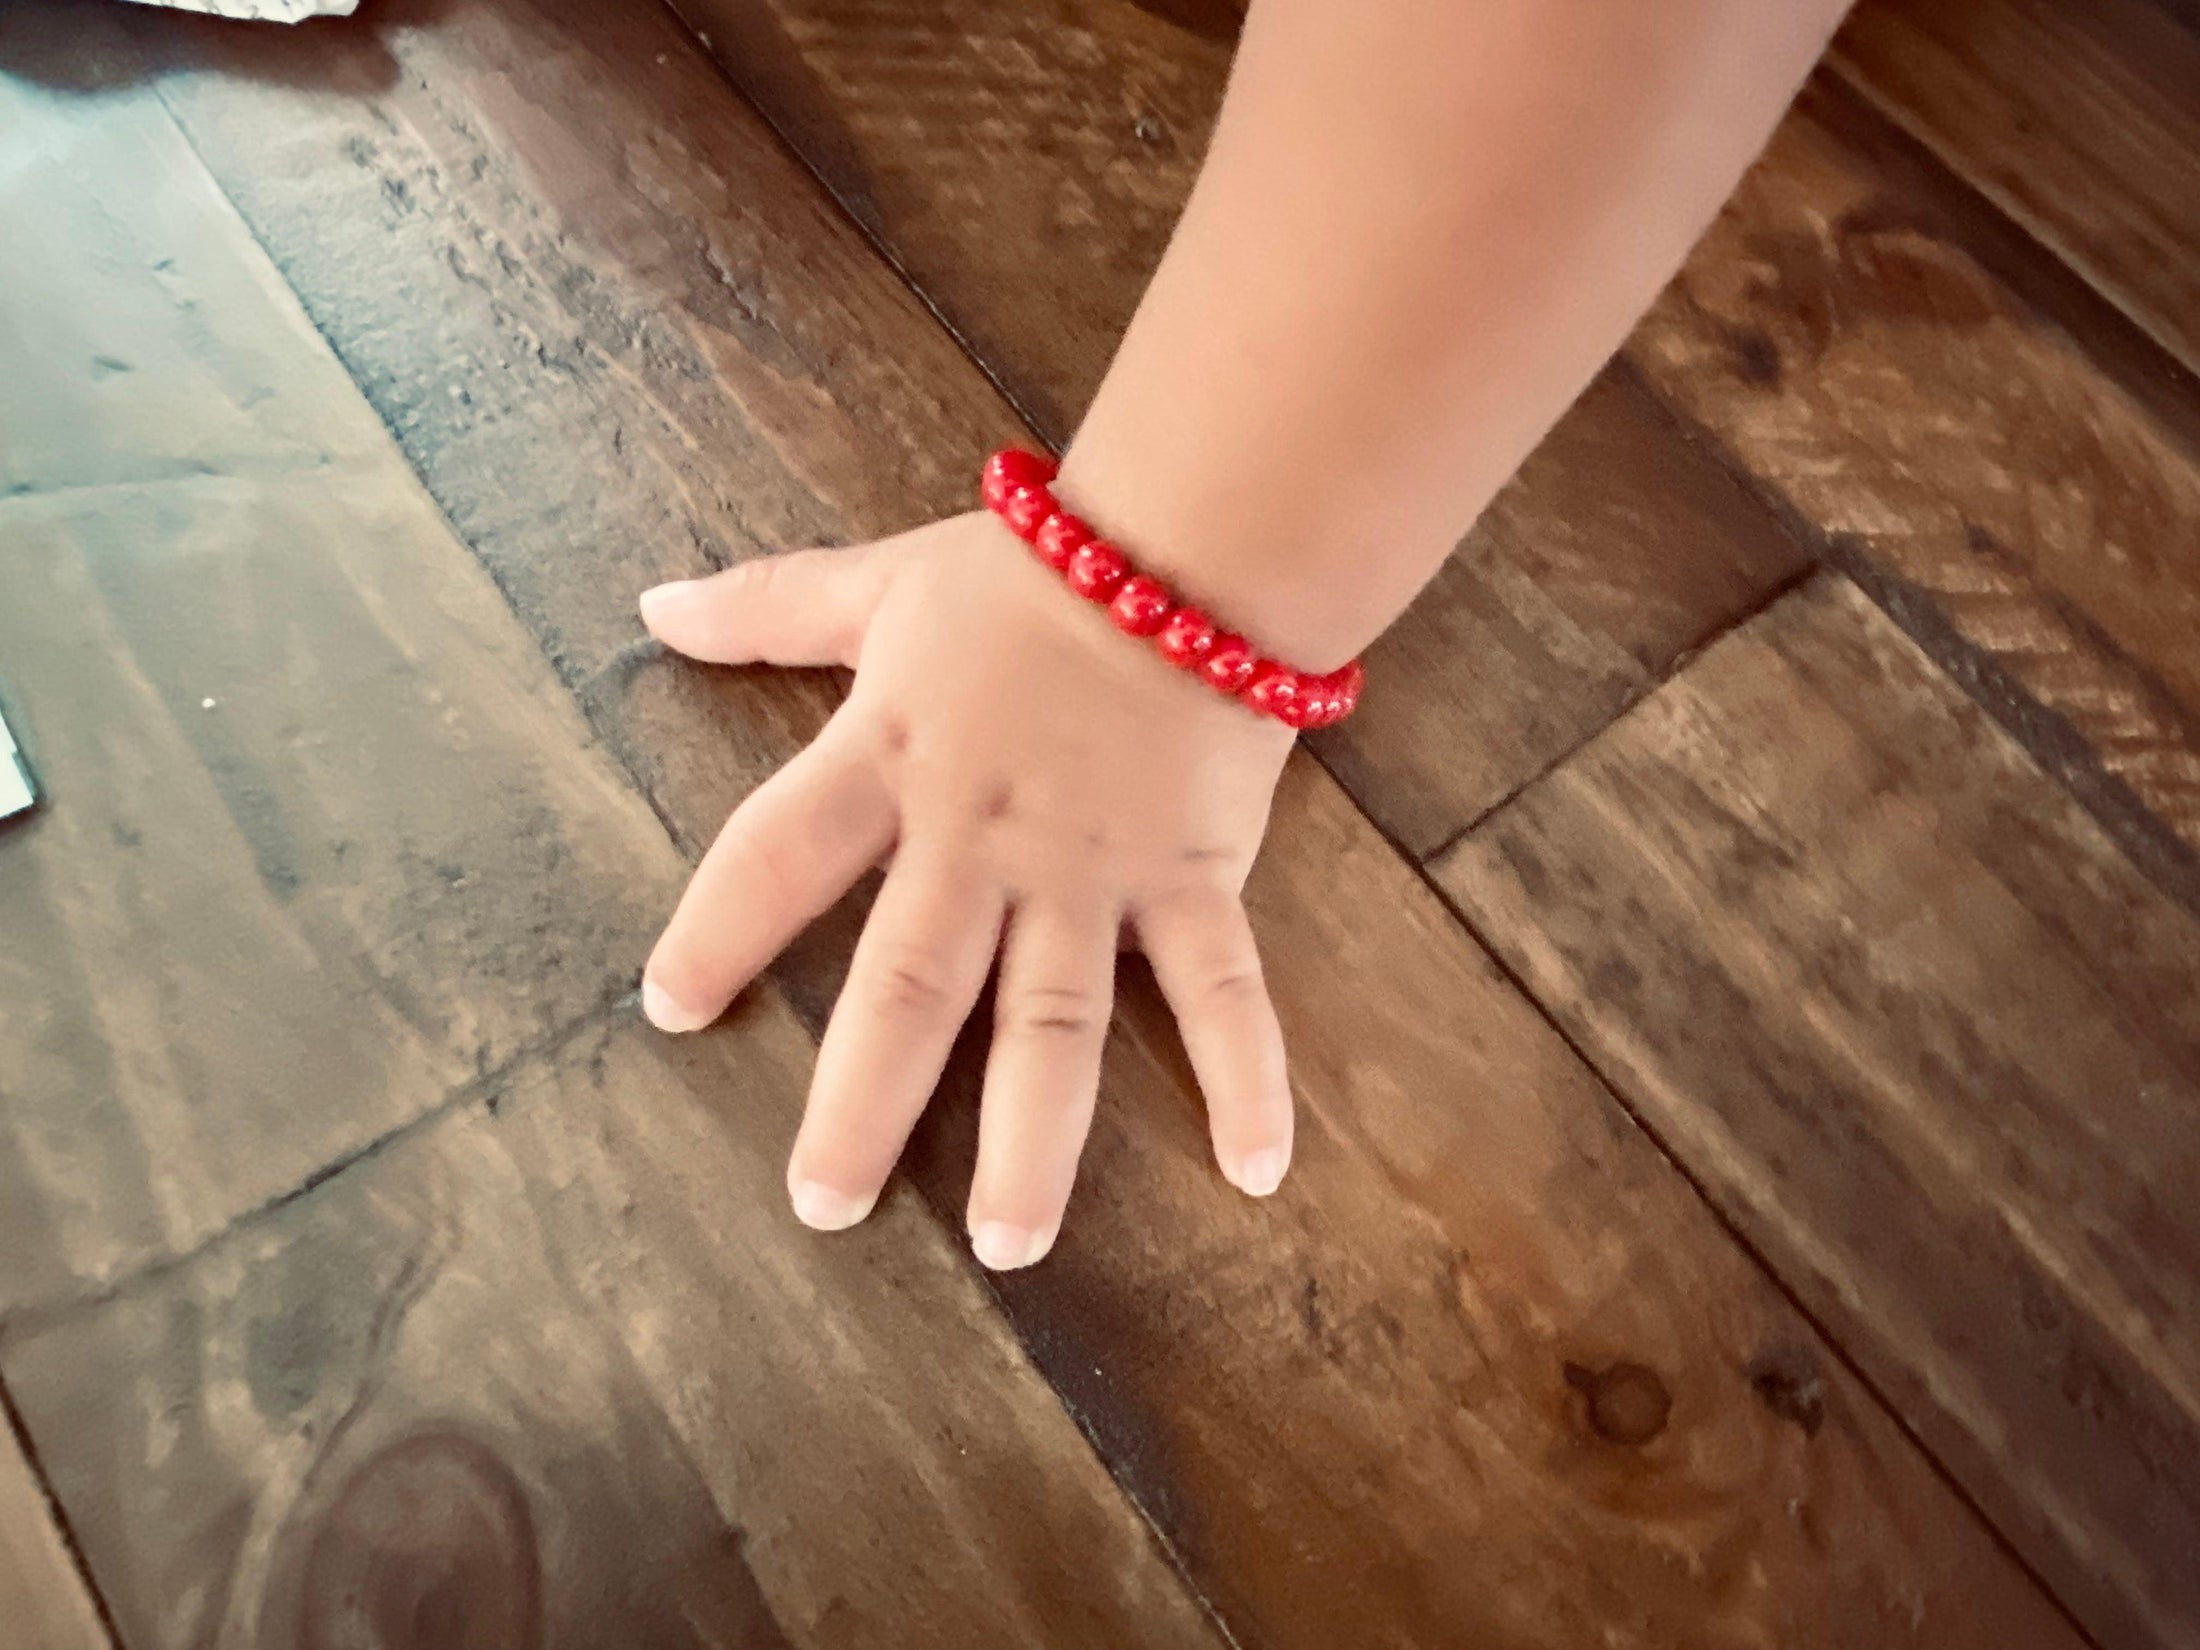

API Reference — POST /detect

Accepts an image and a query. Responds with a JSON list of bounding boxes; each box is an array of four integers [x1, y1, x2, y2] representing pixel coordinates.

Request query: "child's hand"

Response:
[[638, 511, 1297, 1269]]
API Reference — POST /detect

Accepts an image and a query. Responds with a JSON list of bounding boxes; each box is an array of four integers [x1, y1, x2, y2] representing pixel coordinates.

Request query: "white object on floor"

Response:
[[0, 703, 33, 821], [114, 0, 360, 20]]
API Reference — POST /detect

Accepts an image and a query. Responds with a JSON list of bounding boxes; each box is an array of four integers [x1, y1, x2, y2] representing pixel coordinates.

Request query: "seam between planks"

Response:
[[1414, 547, 1820, 866], [0, 979, 646, 1350], [1821, 45, 2200, 390], [1306, 583, 2111, 1650], [1629, 358, 2200, 925], [0, 1381, 125, 1650], [1614, 332, 2200, 925], [1422, 810, 2111, 1650], [656, 0, 1063, 452]]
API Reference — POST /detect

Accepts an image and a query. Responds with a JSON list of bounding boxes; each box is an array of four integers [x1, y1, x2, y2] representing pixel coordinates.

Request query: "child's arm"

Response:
[[1064, 0, 1851, 669], [638, 0, 1851, 1269]]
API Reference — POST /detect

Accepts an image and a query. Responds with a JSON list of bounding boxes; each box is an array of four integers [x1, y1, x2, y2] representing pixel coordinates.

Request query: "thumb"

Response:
[[639, 544, 892, 668]]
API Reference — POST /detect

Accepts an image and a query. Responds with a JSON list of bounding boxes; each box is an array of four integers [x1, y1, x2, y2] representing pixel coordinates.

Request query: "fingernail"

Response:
[[1232, 1147, 1289, 1198], [640, 978, 712, 1034], [791, 1179, 876, 1232], [638, 580, 699, 626], [970, 1220, 1053, 1271]]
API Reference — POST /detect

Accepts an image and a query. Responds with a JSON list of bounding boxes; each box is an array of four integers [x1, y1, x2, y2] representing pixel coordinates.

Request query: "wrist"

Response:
[[1053, 428, 1413, 674], [980, 449, 1364, 730]]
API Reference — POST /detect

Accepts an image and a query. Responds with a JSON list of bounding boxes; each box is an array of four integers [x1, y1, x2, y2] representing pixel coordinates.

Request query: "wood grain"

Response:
[[663, 0, 1810, 857], [2, 1014, 1227, 1650], [0, 1416, 110, 1650], [115, 0, 2098, 1640], [1627, 77, 2200, 899], [1441, 574, 2200, 1650], [0, 71, 386, 497], [0, 471, 669, 1313], [0, 41, 674, 1312], [1832, 0, 2200, 381]]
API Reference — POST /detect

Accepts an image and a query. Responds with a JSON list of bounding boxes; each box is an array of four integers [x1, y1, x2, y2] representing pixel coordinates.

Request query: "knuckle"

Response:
[[1001, 988, 1106, 1041], [867, 949, 955, 1015], [1200, 964, 1267, 1006]]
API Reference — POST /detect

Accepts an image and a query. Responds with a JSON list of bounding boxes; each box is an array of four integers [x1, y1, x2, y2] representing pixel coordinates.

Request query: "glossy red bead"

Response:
[[1331, 659, 1365, 719], [1199, 634, 1257, 695], [1110, 575, 1173, 636], [981, 448, 1057, 514], [1034, 511, 1092, 571], [1000, 482, 1056, 541], [1241, 661, 1302, 721], [1156, 606, 1216, 668], [1067, 540, 1129, 601]]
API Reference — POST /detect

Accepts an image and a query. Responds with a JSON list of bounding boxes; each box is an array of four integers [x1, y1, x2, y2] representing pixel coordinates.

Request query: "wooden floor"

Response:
[[0, 0, 2195, 1644]]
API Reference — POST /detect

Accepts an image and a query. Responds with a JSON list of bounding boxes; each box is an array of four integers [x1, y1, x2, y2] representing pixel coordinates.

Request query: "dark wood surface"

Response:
[[0, 61, 673, 1317], [1442, 575, 2200, 1650], [76, 1, 2089, 1642], [7, 1013, 1231, 1650], [1630, 72, 2200, 910], [0, 0, 2193, 1644], [1832, 0, 2200, 381], [0, 1415, 109, 1650]]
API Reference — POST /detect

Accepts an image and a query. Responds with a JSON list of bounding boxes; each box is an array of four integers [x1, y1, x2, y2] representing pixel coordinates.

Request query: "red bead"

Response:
[[981, 448, 1057, 513], [1313, 672, 1351, 726], [1034, 511, 1092, 571], [1000, 482, 1056, 541], [1110, 575, 1173, 636], [1332, 659, 1365, 718], [1199, 634, 1256, 695], [1241, 661, 1302, 721], [1156, 606, 1216, 668], [1066, 540, 1129, 601]]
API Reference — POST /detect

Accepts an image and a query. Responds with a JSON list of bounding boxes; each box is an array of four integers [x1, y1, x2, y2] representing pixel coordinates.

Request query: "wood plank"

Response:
[[1831, 0, 2200, 381], [1627, 76, 2200, 905], [1, 1014, 1226, 1650], [663, 0, 1810, 857], [0, 1413, 110, 1650], [0, 72, 386, 497], [123, 0, 2098, 1640], [0, 473, 657, 1312], [0, 52, 673, 1313], [1439, 573, 2200, 1650]]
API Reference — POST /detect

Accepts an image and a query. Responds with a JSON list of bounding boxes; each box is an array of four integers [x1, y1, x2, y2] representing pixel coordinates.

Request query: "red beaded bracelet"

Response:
[[979, 448, 1363, 730]]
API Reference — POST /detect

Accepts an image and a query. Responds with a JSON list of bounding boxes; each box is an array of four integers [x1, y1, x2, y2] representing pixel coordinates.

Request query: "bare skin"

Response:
[[641, 0, 1854, 1269]]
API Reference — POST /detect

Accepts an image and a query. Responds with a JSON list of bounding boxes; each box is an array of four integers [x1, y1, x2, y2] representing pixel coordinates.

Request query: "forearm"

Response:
[[1057, 0, 1850, 669]]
